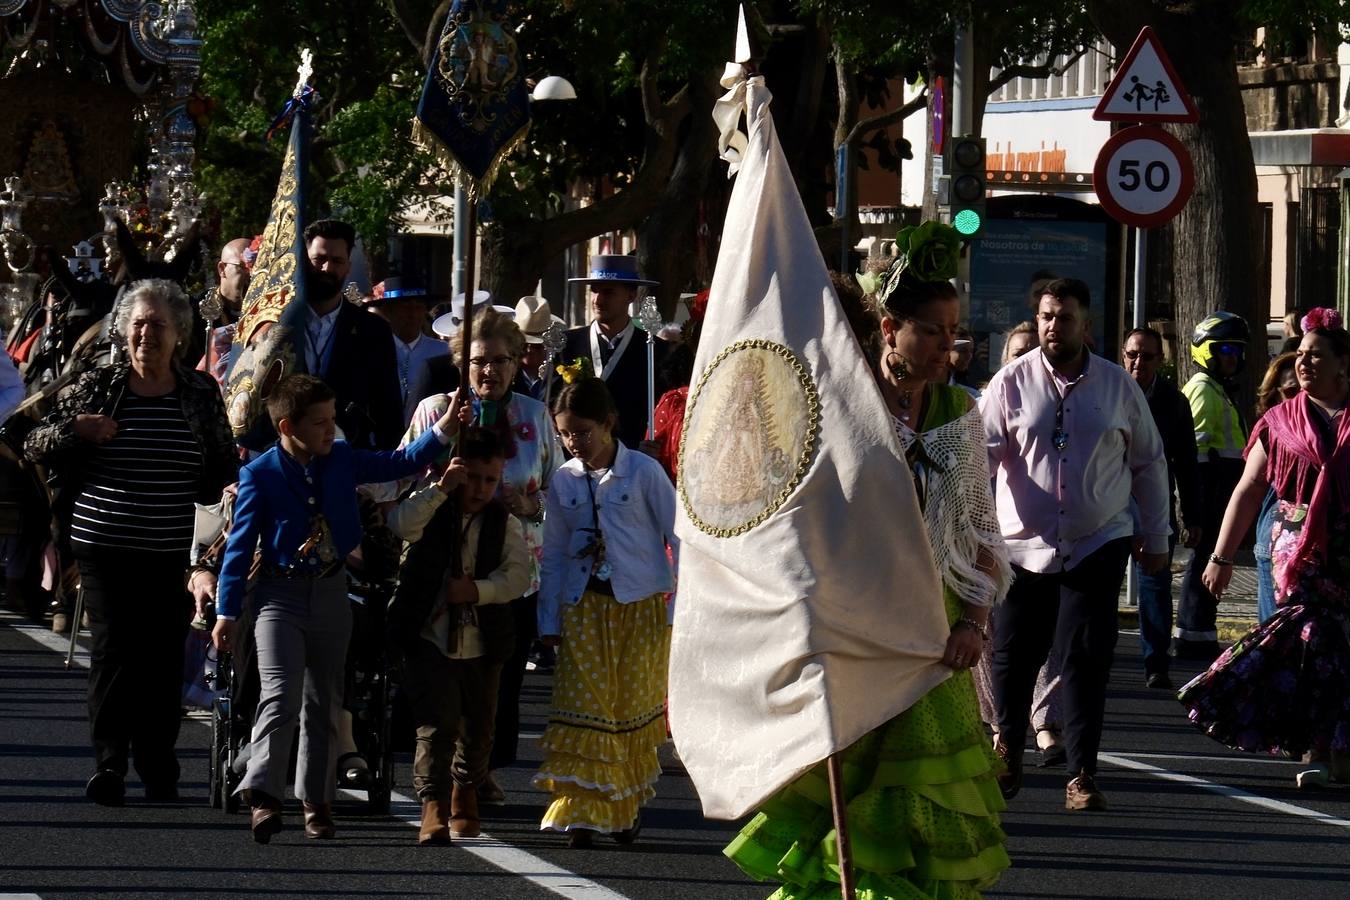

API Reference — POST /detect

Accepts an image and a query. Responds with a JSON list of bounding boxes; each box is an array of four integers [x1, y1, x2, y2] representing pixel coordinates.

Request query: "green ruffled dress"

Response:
[[724, 385, 1010, 899]]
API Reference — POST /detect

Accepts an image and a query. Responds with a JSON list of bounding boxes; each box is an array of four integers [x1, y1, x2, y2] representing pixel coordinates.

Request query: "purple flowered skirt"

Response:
[[1179, 600, 1350, 757], [1181, 498, 1350, 757]]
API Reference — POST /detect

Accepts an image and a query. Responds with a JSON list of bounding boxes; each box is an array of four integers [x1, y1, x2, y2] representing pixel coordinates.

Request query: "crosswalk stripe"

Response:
[[3, 612, 631, 900], [1101, 752, 1350, 830]]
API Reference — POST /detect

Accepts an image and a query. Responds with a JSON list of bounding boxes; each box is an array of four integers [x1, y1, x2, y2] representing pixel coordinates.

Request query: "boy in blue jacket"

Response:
[[212, 374, 461, 843]]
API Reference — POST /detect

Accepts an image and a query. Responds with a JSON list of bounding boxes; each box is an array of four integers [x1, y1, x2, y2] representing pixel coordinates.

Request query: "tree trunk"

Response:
[[638, 76, 725, 318], [1088, 1, 1261, 408]]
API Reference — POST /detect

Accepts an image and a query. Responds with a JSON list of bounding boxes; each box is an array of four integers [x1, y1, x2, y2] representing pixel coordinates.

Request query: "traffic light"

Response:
[[949, 135, 987, 238]]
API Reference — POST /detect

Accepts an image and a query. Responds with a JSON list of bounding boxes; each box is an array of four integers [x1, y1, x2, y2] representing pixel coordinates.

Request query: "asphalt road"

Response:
[[2, 612, 1349, 900]]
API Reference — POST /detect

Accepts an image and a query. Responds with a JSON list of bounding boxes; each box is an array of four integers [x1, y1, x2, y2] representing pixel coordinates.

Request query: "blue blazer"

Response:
[[216, 426, 446, 618]]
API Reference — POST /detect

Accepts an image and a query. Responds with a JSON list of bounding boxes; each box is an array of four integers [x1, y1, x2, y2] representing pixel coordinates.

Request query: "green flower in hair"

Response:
[[865, 220, 962, 305]]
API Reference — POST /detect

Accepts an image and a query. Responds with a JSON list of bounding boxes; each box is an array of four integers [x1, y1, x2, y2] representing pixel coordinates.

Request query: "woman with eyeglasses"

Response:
[[398, 307, 560, 814], [1252, 352, 1300, 623], [24, 278, 238, 806], [1182, 309, 1350, 789]]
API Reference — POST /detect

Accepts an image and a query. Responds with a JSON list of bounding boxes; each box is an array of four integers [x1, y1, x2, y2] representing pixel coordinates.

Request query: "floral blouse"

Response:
[[403, 390, 560, 595]]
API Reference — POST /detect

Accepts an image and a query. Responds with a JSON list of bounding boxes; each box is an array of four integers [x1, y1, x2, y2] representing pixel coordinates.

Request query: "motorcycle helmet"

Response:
[[1190, 310, 1249, 372]]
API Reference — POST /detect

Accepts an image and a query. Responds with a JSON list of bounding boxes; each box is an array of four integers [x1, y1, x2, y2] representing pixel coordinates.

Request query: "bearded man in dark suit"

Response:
[[301, 219, 404, 450]]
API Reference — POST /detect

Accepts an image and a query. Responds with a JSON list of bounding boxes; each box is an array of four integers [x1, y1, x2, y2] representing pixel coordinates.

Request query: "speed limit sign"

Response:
[[1093, 125, 1194, 227]]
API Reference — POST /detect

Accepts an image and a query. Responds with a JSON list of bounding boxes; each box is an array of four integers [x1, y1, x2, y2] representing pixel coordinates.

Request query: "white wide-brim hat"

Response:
[[432, 290, 512, 338]]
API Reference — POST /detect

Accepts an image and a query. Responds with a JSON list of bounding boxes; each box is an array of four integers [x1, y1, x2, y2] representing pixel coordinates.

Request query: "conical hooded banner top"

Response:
[[224, 77, 312, 449], [668, 66, 950, 821], [413, 0, 531, 199]]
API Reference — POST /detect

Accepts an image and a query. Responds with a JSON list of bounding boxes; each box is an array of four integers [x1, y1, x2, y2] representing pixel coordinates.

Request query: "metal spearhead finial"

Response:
[[635, 296, 663, 335]]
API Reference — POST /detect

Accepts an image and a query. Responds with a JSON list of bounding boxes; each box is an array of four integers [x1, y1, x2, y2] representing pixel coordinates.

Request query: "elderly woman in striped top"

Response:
[[25, 278, 237, 807]]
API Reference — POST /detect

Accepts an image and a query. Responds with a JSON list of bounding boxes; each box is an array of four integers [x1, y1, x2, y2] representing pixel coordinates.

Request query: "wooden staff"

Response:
[[449, 193, 478, 585], [826, 752, 857, 900]]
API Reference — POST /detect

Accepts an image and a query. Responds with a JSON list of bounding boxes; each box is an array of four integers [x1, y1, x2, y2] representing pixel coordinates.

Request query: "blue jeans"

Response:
[[1135, 546, 1175, 675]]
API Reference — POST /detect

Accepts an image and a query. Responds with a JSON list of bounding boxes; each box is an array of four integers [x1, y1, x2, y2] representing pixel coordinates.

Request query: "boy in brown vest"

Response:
[[387, 427, 530, 844]]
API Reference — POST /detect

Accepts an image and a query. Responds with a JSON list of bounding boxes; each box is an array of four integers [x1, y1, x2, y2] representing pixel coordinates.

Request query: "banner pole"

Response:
[[826, 752, 857, 900], [451, 193, 478, 582]]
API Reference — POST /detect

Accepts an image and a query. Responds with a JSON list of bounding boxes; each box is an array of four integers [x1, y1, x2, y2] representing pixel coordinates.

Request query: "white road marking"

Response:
[[341, 789, 629, 899], [3, 613, 631, 900], [1110, 751, 1299, 767], [1100, 752, 1350, 830]]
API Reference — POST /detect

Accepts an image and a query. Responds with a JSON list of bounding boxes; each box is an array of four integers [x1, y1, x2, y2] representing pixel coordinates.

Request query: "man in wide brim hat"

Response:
[[514, 294, 561, 401], [366, 275, 450, 424], [560, 254, 669, 449]]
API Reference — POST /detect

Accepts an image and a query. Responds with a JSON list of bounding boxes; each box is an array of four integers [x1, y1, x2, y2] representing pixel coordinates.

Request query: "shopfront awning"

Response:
[[1249, 129, 1350, 167]]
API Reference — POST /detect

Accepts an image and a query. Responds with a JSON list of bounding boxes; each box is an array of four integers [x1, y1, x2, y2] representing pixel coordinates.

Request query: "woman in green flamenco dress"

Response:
[[725, 226, 1013, 899]]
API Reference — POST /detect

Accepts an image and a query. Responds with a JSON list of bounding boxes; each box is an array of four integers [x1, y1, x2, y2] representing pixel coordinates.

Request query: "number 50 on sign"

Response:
[[1093, 125, 1194, 228]]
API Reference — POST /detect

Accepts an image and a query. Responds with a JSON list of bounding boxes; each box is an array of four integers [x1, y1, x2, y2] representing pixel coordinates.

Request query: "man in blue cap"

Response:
[[364, 275, 448, 425]]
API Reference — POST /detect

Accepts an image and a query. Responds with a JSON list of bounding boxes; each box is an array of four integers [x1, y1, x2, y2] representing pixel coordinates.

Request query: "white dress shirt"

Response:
[[538, 442, 678, 636], [589, 320, 636, 380], [393, 332, 450, 424], [981, 347, 1170, 573], [304, 304, 342, 375]]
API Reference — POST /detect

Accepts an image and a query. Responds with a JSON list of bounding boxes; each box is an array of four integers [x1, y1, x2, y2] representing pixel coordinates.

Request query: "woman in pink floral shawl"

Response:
[[1180, 307, 1350, 788]]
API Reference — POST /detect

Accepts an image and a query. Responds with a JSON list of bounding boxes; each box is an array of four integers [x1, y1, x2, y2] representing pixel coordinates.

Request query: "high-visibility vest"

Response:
[[1182, 371, 1246, 461]]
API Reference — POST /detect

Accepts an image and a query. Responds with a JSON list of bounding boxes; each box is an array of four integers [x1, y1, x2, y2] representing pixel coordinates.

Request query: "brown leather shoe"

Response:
[[993, 738, 1023, 800], [1065, 773, 1107, 811], [418, 797, 452, 846], [476, 771, 506, 805], [249, 791, 283, 844], [449, 781, 481, 838], [302, 801, 336, 839]]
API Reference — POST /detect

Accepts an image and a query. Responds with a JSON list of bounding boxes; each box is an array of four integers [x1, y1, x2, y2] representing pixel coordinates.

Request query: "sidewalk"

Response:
[[1117, 546, 1259, 643]]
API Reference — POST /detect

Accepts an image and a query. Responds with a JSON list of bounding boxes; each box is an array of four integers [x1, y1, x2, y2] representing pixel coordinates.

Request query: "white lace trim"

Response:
[[895, 407, 1012, 607]]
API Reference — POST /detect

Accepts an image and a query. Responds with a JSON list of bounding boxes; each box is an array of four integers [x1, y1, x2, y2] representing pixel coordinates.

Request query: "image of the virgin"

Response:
[[687, 352, 778, 518]]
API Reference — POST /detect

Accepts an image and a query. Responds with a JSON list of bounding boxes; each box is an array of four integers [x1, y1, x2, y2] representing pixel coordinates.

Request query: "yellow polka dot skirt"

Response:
[[534, 590, 670, 833]]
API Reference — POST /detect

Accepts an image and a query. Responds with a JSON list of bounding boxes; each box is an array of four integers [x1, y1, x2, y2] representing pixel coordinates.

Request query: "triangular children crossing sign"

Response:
[[1093, 25, 1198, 123]]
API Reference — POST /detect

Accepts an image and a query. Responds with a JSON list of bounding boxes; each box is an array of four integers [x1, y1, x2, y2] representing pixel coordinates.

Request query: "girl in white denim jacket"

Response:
[[533, 377, 677, 848]]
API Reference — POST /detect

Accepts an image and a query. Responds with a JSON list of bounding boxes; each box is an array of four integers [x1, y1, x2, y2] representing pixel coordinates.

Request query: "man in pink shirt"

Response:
[[981, 277, 1170, 812]]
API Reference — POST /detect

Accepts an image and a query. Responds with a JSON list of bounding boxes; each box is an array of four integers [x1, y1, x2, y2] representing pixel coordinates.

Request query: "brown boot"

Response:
[[449, 781, 481, 838], [248, 790, 283, 844], [418, 797, 452, 846], [302, 801, 336, 839]]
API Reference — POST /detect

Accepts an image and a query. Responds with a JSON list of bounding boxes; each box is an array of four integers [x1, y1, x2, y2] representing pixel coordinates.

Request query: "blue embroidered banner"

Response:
[[413, 0, 531, 197]]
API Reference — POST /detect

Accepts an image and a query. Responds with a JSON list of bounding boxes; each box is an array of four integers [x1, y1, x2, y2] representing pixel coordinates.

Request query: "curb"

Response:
[[1117, 609, 1254, 644]]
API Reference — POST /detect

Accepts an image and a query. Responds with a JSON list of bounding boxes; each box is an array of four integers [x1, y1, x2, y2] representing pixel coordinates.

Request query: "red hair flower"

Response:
[[1302, 307, 1342, 333]]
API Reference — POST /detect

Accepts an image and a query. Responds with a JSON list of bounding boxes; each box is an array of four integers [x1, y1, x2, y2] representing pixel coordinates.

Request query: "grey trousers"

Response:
[[237, 573, 350, 804]]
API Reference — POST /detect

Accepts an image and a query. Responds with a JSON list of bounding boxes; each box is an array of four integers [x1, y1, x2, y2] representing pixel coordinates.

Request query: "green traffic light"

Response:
[[953, 208, 982, 235]]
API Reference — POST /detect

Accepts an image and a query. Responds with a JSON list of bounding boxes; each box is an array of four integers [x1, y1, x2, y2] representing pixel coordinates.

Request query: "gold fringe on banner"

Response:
[[411, 117, 532, 202]]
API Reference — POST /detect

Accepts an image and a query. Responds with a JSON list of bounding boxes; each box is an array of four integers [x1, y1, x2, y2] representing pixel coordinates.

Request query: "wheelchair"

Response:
[[204, 568, 400, 815]]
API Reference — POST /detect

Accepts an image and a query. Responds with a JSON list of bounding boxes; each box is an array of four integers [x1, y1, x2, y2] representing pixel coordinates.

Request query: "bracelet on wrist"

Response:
[[1209, 554, 1234, 567], [954, 616, 990, 642]]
